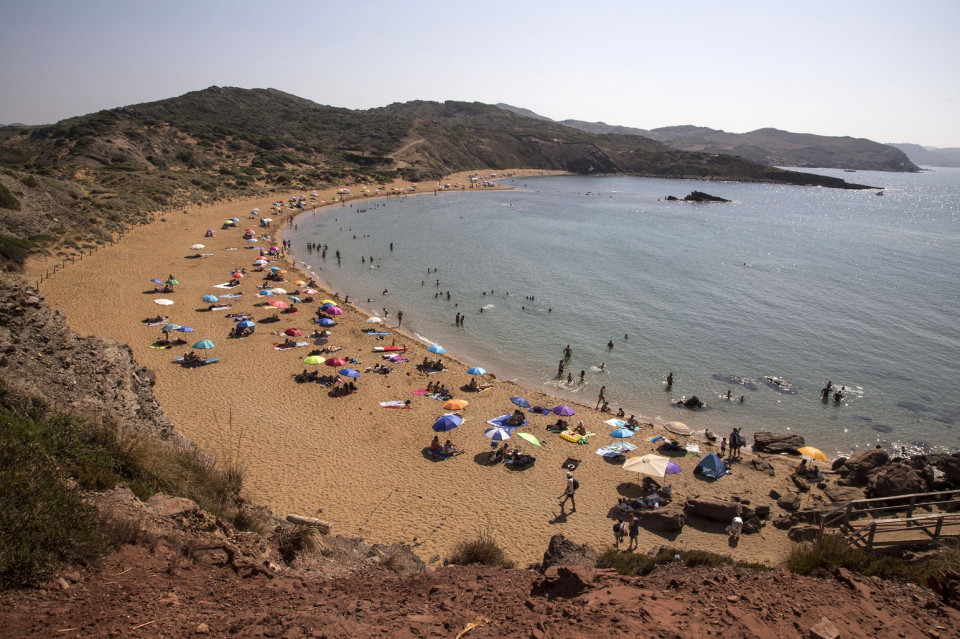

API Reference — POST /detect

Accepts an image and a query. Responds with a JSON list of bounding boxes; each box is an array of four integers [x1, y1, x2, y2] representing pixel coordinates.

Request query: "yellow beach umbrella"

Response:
[[321, 299, 337, 305], [798, 446, 829, 462]]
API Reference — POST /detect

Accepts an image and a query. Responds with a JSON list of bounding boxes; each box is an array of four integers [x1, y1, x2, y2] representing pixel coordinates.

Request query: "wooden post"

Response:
[[907, 494, 917, 522], [934, 515, 944, 540], [867, 522, 877, 551]]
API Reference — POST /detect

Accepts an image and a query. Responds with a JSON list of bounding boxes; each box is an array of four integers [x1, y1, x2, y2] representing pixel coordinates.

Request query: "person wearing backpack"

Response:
[[613, 520, 626, 548], [558, 471, 577, 512]]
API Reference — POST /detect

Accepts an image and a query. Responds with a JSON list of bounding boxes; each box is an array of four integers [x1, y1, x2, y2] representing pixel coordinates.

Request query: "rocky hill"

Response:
[[496, 104, 919, 172], [0, 87, 874, 267], [889, 143, 960, 168]]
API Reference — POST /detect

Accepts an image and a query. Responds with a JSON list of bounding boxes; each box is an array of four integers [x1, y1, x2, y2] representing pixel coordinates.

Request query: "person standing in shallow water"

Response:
[[666, 372, 673, 388]]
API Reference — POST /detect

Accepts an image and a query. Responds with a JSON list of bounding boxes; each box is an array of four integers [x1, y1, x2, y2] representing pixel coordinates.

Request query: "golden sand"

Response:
[[33, 171, 812, 566]]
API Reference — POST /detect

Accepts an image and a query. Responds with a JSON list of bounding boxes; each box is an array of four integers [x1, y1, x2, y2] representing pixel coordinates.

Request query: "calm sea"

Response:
[[286, 169, 960, 458]]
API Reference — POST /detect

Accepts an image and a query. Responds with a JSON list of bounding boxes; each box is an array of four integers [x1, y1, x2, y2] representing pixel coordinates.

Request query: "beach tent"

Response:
[[694, 453, 728, 479]]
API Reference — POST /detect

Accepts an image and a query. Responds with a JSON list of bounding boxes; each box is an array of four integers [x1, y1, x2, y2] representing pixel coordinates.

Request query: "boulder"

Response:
[[822, 484, 866, 504], [790, 474, 811, 493], [540, 534, 598, 571], [146, 495, 198, 517], [838, 449, 889, 486], [777, 492, 802, 512], [938, 455, 960, 486], [640, 508, 685, 532], [750, 457, 776, 477], [752, 432, 805, 455], [742, 516, 763, 534], [787, 525, 820, 543], [869, 463, 927, 498], [831, 457, 848, 471], [683, 498, 755, 522]]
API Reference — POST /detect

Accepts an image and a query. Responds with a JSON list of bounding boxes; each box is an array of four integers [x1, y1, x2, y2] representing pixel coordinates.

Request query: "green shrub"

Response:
[[0, 412, 106, 588], [275, 524, 318, 564], [0, 183, 21, 210], [597, 546, 767, 576]]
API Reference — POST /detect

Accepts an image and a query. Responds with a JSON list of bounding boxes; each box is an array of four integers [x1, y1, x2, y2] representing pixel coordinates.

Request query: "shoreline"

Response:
[[30, 170, 822, 567]]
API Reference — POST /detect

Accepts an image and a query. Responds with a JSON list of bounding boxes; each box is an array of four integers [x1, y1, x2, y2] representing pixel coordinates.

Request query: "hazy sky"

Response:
[[2, 0, 958, 147]]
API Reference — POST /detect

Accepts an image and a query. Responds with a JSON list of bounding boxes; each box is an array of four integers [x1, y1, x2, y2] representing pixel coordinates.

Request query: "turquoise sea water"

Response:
[[285, 169, 960, 458]]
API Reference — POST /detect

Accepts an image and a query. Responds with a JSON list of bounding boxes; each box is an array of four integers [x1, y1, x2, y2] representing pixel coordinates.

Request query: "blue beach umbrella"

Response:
[[259, 289, 275, 296], [467, 366, 486, 375], [428, 344, 446, 354], [510, 397, 531, 408], [318, 318, 335, 326], [231, 217, 240, 222], [338, 368, 361, 378], [484, 427, 511, 441], [270, 266, 281, 272], [177, 326, 195, 333], [150, 278, 164, 285], [161, 323, 181, 332], [611, 428, 635, 438], [192, 340, 216, 349], [289, 296, 302, 304], [202, 295, 219, 303], [432, 414, 463, 432], [237, 320, 255, 329]]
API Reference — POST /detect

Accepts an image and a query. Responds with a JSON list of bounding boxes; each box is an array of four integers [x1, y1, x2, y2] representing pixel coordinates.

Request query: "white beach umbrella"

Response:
[[366, 317, 383, 324]]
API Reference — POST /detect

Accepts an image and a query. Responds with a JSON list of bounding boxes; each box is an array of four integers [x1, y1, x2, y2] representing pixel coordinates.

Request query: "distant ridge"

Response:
[[497, 105, 919, 172], [888, 143, 960, 168]]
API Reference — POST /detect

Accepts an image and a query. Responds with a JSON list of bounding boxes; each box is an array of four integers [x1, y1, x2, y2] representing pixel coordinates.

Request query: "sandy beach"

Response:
[[30, 171, 818, 567]]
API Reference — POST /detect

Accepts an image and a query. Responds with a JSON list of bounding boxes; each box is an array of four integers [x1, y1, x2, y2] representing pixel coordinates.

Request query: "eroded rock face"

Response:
[[0, 275, 182, 446], [640, 508, 686, 532], [839, 449, 890, 486], [683, 498, 755, 522], [752, 432, 805, 455]]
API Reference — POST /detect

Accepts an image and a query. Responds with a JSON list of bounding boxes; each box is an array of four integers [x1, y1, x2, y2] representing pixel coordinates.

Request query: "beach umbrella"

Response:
[[231, 217, 240, 222], [269, 266, 281, 272], [510, 397, 531, 408], [317, 318, 335, 326], [798, 446, 829, 462], [365, 317, 383, 324], [484, 427, 511, 441], [267, 300, 288, 309], [665, 461, 682, 474], [443, 399, 469, 411], [321, 299, 337, 305], [206, 229, 214, 234], [303, 355, 325, 365], [165, 278, 179, 286], [254, 259, 268, 266], [190, 243, 205, 250], [325, 357, 347, 367], [270, 245, 280, 251], [150, 278, 164, 285], [325, 306, 343, 315], [202, 295, 219, 303], [432, 414, 463, 432], [611, 428, 635, 438], [237, 319, 255, 329], [192, 340, 216, 350], [271, 288, 288, 294], [428, 344, 446, 354], [623, 454, 671, 478], [338, 368, 361, 378], [466, 367, 486, 375], [177, 326, 194, 333], [665, 421, 692, 435], [232, 271, 244, 279], [246, 238, 258, 243], [302, 288, 318, 295], [517, 432, 541, 447], [553, 405, 576, 416], [289, 296, 302, 304], [160, 323, 181, 332], [283, 328, 303, 337], [259, 289, 275, 296], [154, 299, 174, 306]]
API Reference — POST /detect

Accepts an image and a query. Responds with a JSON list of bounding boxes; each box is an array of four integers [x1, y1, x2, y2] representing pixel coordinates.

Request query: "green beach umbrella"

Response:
[[192, 340, 216, 349], [303, 355, 325, 365], [165, 278, 179, 286]]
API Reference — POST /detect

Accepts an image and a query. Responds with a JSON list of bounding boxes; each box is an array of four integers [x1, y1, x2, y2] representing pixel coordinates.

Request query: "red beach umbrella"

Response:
[[267, 300, 288, 309], [283, 328, 303, 337], [325, 357, 348, 367]]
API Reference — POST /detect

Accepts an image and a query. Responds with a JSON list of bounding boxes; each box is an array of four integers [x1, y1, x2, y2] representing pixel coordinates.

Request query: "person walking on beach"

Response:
[[596, 385, 606, 409], [396, 310, 403, 327], [558, 472, 577, 512], [613, 520, 626, 549], [627, 514, 641, 550]]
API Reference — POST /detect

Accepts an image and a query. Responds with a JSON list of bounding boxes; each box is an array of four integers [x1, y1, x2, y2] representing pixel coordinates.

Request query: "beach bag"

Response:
[[572, 478, 580, 491]]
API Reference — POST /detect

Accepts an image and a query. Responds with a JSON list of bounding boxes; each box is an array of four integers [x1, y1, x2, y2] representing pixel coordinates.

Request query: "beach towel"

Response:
[[561, 458, 582, 471], [379, 401, 410, 409], [385, 355, 409, 363], [685, 443, 701, 454], [213, 283, 238, 289], [365, 331, 391, 336], [411, 389, 430, 395], [273, 341, 309, 350], [647, 435, 666, 443], [209, 305, 230, 311], [486, 414, 528, 428], [221, 293, 244, 299], [604, 418, 628, 428], [150, 344, 173, 349], [595, 442, 638, 457]]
